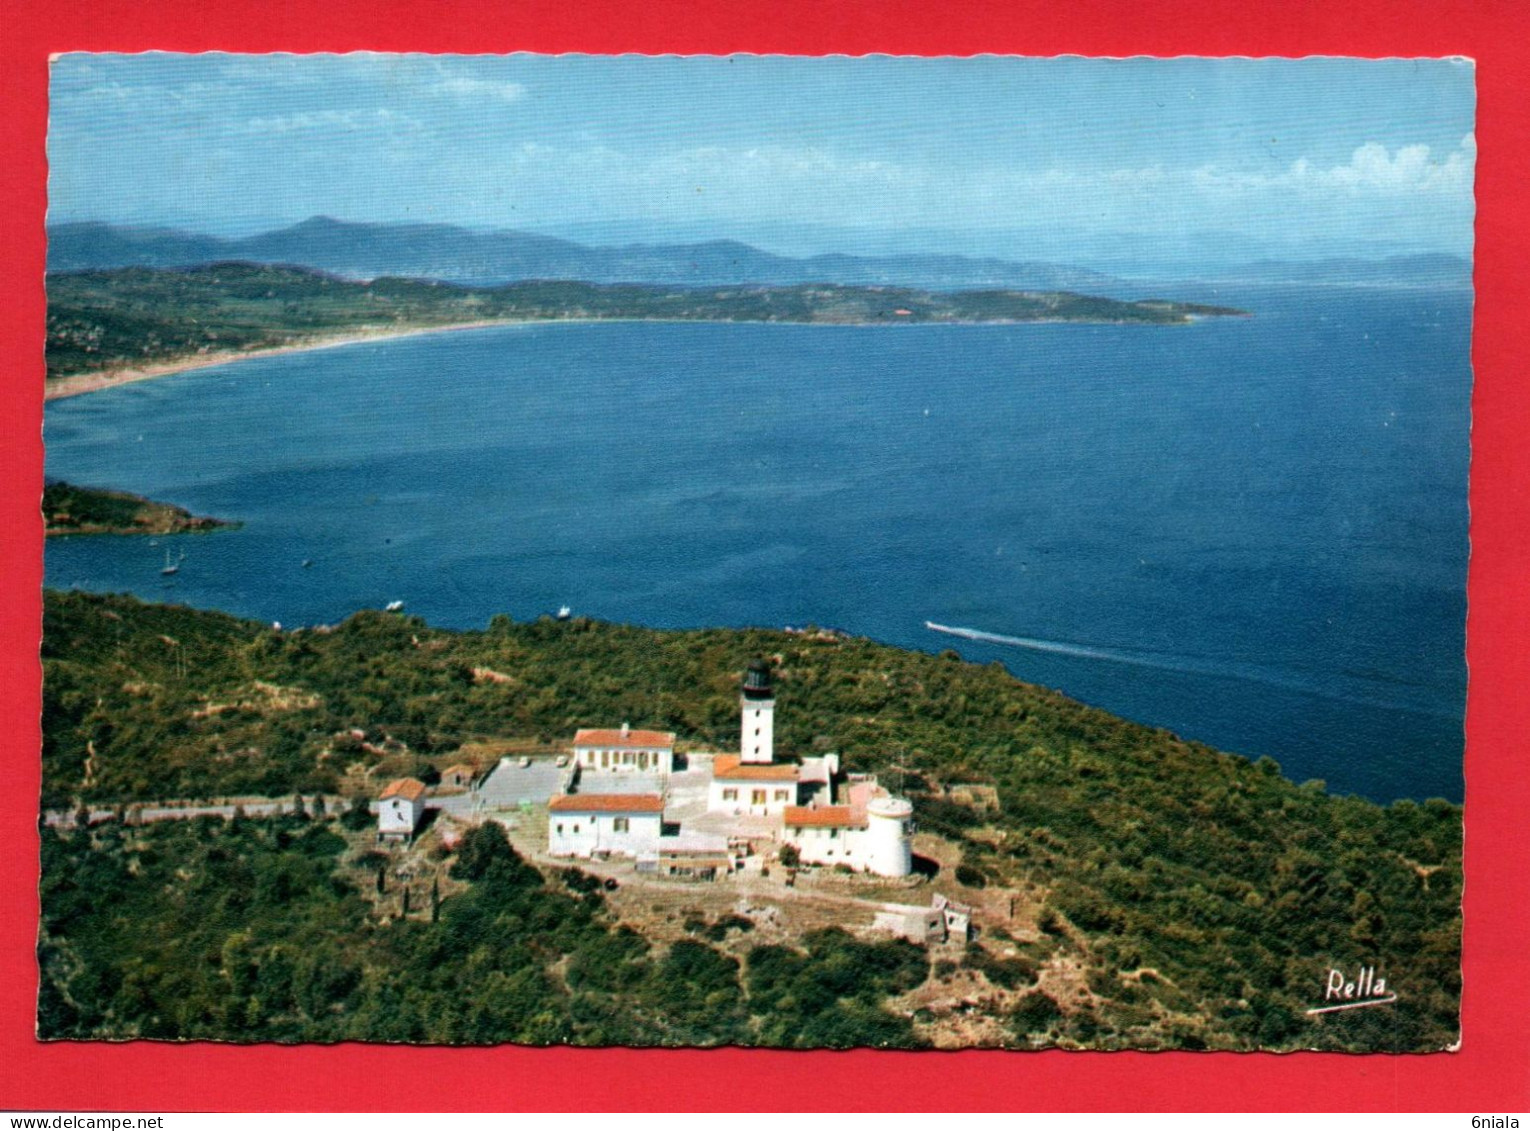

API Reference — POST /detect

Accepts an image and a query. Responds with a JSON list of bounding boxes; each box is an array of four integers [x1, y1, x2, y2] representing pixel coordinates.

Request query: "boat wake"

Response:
[[922, 620, 1452, 719], [925, 621, 1140, 665]]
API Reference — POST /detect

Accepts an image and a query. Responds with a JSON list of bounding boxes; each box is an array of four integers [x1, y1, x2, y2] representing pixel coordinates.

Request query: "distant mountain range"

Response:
[[46, 217, 1126, 292], [46, 217, 1472, 291]]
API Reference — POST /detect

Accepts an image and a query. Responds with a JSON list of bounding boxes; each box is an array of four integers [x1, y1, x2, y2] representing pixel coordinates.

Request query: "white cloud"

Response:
[[1192, 137, 1475, 198], [234, 108, 415, 136], [430, 76, 527, 104], [1300, 142, 1466, 193]]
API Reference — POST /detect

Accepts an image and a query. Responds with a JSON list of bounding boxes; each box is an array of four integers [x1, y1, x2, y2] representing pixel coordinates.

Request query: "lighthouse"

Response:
[[740, 659, 776, 764], [864, 796, 915, 877]]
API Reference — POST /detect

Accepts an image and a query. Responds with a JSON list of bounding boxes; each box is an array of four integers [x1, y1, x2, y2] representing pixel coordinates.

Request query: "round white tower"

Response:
[[740, 659, 776, 764], [864, 796, 914, 877]]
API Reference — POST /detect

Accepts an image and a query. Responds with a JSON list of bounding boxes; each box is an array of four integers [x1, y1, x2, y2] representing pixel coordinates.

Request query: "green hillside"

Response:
[[38, 591, 1459, 1050], [46, 264, 1245, 381]]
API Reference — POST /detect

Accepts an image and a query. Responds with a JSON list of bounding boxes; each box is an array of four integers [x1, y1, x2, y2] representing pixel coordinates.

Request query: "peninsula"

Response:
[[43, 480, 235, 537], [46, 263, 1246, 397]]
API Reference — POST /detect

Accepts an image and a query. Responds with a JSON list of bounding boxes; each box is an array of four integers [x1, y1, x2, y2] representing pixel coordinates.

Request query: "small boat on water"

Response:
[[385, 600, 405, 612], [160, 549, 184, 576], [556, 605, 572, 620]]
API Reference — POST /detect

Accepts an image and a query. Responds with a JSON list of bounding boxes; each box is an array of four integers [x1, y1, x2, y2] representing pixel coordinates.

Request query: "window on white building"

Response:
[[722, 788, 738, 802], [774, 790, 789, 801], [613, 817, 629, 833], [751, 789, 766, 805]]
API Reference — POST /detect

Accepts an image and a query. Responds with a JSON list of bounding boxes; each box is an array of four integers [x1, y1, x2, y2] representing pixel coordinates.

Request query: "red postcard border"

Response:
[[2, 0, 1526, 1113]]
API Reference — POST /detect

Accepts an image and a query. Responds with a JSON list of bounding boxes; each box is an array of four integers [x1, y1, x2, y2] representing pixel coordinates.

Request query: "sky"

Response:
[[47, 53, 1476, 265]]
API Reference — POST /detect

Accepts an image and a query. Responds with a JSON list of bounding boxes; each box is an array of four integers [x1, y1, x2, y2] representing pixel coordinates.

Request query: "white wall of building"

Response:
[[708, 776, 797, 816], [864, 797, 915, 877], [782, 797, 913, 876], [574, 744, 673, 775], [740, 695, 775, 764], [378, 795, 423, 837], [782, 822, 870, 868], [548, 810, 662, 858]]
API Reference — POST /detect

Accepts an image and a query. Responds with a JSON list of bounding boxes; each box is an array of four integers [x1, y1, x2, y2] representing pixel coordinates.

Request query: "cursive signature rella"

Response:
[[1305, 965, 1398, 1014]]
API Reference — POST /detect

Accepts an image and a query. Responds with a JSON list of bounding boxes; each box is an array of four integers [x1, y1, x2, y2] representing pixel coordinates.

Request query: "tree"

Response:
[[450, 821, 539, 889], [1010, 990, 1062, 1036], [342, 797, 372, 832]]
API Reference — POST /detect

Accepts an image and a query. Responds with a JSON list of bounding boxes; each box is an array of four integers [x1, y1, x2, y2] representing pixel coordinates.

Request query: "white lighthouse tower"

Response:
[[864, 796, 914, 877], [740, 659, 776, 764]]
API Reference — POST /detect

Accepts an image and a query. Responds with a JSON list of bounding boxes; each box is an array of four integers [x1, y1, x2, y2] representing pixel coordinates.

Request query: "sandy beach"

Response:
[[42, 319, 525, 402]]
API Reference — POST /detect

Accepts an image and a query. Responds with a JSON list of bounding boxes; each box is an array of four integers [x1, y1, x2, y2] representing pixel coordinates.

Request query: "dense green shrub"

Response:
[[38, 591, 1463, 1051]]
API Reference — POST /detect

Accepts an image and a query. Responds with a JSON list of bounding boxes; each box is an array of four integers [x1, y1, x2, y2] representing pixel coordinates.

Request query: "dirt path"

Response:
[[42, 794, 348, 827]]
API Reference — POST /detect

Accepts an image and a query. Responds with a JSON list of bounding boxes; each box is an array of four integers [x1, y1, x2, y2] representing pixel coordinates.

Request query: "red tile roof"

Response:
[[712, 755, 799, 781], [573, 727, 676, 749], [380, 777, 427, 802], [549, 793, 665, 814], [783, 805, 865, 829]]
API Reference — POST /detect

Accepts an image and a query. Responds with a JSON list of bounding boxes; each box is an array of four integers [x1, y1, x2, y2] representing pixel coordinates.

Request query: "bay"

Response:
[[44, 284, 1471, 803]]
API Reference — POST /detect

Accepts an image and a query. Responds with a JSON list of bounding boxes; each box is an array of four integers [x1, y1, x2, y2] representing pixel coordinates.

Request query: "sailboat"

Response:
[[160, 548, 184, 576]]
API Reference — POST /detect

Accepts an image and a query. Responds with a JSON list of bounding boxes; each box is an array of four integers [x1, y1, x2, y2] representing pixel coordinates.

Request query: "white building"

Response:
[[781, 787, 915, 878], [739, 659, 776, 764], [548, 793, 664, 858], [708, 755, 800, 816], [378, 777, 427, 841], [541, 661, 919, 885], [782, 804, 866, 866], [572, 723, 676, 775]]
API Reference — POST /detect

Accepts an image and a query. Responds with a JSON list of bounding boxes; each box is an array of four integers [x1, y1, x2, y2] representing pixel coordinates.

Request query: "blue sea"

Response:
[[44, 285, 1471, 803]]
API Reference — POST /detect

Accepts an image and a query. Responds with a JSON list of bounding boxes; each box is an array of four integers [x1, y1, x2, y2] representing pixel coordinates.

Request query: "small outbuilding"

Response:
[[932, 893, 974, 942], [873, 905, 947, 944], [650, 832, 733, 881], [378, 777, 428, 841]]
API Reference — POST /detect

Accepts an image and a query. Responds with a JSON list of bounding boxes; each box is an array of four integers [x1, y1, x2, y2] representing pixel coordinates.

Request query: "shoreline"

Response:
[[44, 309, 1230, 402], [43, 320, 528, 401]]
